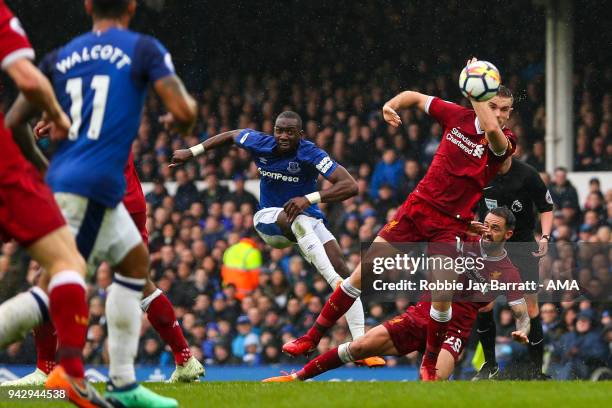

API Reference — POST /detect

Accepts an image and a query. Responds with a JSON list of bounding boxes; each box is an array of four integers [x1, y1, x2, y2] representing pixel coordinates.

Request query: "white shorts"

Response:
[[253, 207, 335, 248], [54, 192, 142, 275]]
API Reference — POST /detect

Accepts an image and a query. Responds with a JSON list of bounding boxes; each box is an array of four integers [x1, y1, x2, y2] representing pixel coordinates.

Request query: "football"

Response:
[[459, 60, 501, 101]]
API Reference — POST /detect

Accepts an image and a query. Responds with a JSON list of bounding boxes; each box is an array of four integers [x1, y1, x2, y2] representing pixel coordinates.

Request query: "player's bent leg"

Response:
[[0, 286, 49, 348], [422, 254, 457, 381], [283, 260, 364, 356], [267, 325, 394, 383], [41, 256, 95, 405], [290, 214, 343, 287], [322, 238, 351, 279], [348, 324, 399, 358], [141, 280, 205, 382], [27, 225, 87, 276], [321, 238, 366, 343], [0, 312, 59, 386], [254, 208, 295, 249], [435, 349, 457, 380]]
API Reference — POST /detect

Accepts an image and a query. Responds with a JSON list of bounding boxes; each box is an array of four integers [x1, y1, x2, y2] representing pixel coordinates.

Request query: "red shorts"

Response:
[[0, 162, 66, 247], [382, 303, 470, 361], [129, 210, 148, 247], [378, 194, 468, 257]]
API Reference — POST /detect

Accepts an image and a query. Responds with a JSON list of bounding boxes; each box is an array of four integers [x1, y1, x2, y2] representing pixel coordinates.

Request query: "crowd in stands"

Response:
[[1, 1, 610, 380]]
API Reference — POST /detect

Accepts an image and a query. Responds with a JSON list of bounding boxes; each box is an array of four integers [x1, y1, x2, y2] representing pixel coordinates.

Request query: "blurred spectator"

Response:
[[551, 311, 608, 379], [174, 169, 199, 211], [369, 149, 403, 199], [232, 315, 254, 359], [549, 167, 580, 213], [222, 238, 262, 300], [225, 174, 258, 210]]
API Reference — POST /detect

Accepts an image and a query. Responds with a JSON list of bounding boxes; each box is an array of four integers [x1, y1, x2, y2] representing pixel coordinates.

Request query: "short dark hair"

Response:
[[489, 206, 516, 231], [276, 111, 303, 129], [497, 85, 513, 101], [92, 0, 130, 18]]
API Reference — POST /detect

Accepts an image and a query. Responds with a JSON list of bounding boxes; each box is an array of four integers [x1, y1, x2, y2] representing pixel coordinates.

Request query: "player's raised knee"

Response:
[[290, 214, 314, 239]]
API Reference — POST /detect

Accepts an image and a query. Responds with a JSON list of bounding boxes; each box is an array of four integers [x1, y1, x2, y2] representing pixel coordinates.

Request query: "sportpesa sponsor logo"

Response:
[[257, 168, 300, 182], [446, 128, 484, 158], [316, 156, 333, 173]]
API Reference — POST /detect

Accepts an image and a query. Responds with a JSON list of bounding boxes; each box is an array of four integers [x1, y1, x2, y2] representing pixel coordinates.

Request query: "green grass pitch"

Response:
[[1, 381, 611, 407]]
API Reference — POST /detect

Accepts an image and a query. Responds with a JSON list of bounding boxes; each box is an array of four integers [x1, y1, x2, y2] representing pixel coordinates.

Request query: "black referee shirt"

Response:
[[478, 158, 554, 242]]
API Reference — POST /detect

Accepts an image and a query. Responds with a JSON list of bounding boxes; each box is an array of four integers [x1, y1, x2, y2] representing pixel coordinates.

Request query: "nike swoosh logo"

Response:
[[67, 376, 91, 399], [483, 186, 494, 190]]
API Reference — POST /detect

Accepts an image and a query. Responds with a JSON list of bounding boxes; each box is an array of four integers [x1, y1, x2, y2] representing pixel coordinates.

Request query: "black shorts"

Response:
[[507, 242, 539, 294]]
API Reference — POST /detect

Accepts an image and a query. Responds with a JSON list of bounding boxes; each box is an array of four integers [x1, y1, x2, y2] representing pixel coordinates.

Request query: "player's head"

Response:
[[482, 206, 515, 248], [85, 0, 136, 22], [488, 85, 513, 128], [274, 111, 303, 153]]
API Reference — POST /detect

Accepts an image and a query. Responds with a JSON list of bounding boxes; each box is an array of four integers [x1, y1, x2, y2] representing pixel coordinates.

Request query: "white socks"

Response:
[[345, 298, 365, 340], [430, 305, 452, 322], [291, 215, 365, 340], [106, 273, 145, 387], [0, 287, 47, 348], [338, 342, 355, 363], [140, 288, 163, 312], [292, 215, 341, 287]]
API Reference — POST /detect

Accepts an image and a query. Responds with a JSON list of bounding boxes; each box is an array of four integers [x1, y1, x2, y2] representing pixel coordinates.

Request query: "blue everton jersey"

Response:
[[41, 28, 174, 207], [235, 129, 338, 220]]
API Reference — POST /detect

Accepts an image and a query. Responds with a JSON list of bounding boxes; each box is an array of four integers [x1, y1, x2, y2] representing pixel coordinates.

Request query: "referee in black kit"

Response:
[[472, 156, 554, 380]]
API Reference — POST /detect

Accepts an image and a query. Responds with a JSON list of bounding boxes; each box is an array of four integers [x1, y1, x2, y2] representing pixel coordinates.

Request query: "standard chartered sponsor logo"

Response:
[[316, 156, 333, 173], [258, 167, 300, 182], [446, 128, 484, 158]]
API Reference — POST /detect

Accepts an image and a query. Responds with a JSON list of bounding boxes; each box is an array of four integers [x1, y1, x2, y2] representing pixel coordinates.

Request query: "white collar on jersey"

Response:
[[474, 117, 484, 134], [478, 238, 508, 262]]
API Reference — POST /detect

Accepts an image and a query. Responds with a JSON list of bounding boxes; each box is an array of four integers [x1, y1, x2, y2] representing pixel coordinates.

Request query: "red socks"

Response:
[[48, 272, 89, 378], [146, 291, 192, 365], [307, 283, 358, 344], [297, 346, 344, 380], [423, 306, 452, 365], [34, 321, 57, 375]]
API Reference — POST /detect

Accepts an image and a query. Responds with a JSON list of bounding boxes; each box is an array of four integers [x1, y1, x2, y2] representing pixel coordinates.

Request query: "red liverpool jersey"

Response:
[[418, 239, 525, 331], [0, 1, 33, 69], [0, 0, 35, 175], [413, 97, 516, 220], [123, 150, 146, 214]]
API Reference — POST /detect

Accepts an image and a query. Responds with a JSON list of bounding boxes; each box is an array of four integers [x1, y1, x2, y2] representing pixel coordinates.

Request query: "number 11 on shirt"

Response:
[[65, 75, 110, 141]]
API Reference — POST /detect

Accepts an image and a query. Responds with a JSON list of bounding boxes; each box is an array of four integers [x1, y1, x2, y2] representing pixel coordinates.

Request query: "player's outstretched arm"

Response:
[[170, 129, 244, 167], [469, 99, 508, 155], [4, 59, 70, 139], [283, 165, 358, 222], [4, 93, 49, 174], [154, 75, 197, 135], [382, 91, 431, 126], [510, 300, 530, 344]]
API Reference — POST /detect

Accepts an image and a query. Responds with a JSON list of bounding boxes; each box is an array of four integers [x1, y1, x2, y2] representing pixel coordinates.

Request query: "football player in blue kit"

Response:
[[171, 111, 385, 367], [2, 0, 196, 406]]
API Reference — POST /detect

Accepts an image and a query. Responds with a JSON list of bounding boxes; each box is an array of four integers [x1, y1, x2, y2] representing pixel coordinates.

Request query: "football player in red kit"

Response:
[[116, 153, 205, 382], [4, 150, 204, 385], [0, 1, 110, 406], [283, 59, 516, 381], [265, 207, 530, 382]]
